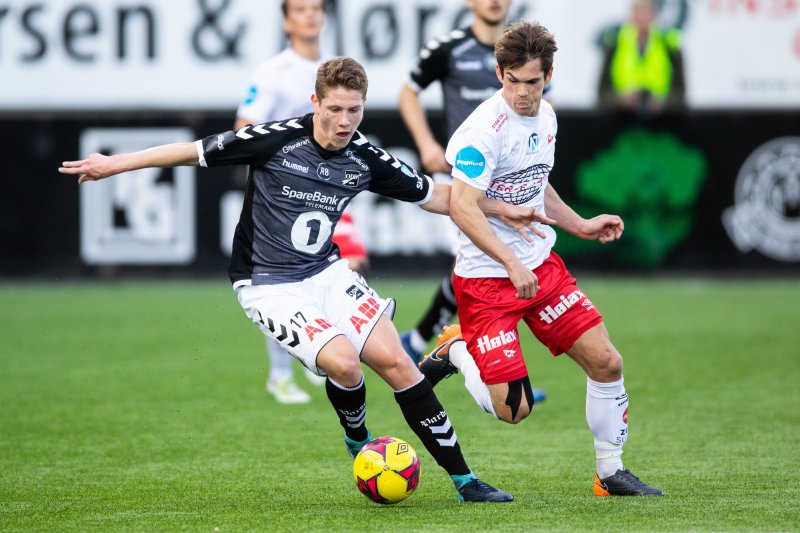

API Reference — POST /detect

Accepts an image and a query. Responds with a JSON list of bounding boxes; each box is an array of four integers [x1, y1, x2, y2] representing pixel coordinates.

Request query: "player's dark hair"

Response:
[[495, 21, 558, 75], [315, 57, 369, 99], [282, 0, 328, 18]]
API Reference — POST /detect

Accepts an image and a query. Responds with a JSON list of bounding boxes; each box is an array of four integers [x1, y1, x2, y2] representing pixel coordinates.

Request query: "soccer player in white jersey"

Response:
[[396, 0, 546, 409], [236, 0, 365, 404], [60, 57, 561, 502], [418, 22, 664, 497]]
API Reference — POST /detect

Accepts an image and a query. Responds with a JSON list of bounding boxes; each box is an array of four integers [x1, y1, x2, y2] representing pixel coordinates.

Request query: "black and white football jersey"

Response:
[[409, 27, 499, 139], [196, 114, 433, 286]]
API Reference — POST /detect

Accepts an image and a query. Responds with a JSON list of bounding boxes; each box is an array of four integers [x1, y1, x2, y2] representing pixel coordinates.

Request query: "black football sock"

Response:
[[394, 377, 470, 476], [416, 276, 458, 342], [325, 376, 369, 442]]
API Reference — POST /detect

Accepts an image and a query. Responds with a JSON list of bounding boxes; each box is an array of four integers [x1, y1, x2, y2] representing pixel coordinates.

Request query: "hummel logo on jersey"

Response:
[[548, 133, 555, 144], [343, 170, 361, 187], [282, 159, 309, 173], [538, 289, 586, 324], [476, 330, 517, 354], [345, 284, 365, 299], [503, 349, 516, 358]]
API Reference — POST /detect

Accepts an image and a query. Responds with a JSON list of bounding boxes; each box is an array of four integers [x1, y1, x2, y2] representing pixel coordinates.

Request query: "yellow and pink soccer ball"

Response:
[[353, 436, 420, 504]]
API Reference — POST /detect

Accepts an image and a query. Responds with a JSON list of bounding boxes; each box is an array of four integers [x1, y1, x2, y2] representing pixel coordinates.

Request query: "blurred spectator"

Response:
[[597, 0, 685, 120]]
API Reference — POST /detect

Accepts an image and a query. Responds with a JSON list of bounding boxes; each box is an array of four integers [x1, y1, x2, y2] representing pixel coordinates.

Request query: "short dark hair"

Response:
[[281, 0, 327, 18], [495, 21, 558, 75], [315, 57, 369, 100]]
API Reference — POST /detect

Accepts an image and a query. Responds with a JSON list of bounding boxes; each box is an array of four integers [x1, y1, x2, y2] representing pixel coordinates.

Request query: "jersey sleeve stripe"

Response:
[[413, 175, 435, 205], [195, 139, 207, 168]]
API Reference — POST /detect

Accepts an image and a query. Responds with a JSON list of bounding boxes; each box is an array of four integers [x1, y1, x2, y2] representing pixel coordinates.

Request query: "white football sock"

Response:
[[586, 377, 628, 478], [449, 341, 497, 417], [267, 337, 293, 383]]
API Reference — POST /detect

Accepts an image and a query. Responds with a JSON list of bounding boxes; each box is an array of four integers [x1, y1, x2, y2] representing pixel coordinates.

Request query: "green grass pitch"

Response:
[[1, 277, 799, 532]]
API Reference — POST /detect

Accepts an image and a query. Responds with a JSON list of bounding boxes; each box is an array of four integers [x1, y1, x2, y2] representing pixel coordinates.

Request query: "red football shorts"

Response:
[[453, 252, 603, 385]]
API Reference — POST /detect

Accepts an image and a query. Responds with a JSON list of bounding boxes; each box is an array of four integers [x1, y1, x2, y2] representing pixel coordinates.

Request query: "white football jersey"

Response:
[[446, 90, 558, 278], [237, 48, 326, 124]]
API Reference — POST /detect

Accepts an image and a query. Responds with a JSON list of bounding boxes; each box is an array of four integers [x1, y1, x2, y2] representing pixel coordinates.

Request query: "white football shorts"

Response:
[[235, 259, 396, 376]]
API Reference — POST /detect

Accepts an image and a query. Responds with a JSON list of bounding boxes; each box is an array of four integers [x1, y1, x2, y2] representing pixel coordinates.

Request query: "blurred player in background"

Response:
[[396, 0, 547, 404], [418, 22, 663, 497], [596, 0, 685, 120], [236, 0, 369, 404], [59, 56, 561, 502]]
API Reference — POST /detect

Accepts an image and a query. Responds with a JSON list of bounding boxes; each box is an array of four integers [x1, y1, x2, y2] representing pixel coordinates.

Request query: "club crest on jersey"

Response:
[[317, 162, 332, 181], [528, 132, 540, 153], [455, 146, 486, 179], [343, 170, 361, 188]]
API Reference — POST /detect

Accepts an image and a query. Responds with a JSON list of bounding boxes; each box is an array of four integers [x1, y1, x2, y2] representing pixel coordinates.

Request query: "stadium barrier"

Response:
[[2, 110, 798, 278]]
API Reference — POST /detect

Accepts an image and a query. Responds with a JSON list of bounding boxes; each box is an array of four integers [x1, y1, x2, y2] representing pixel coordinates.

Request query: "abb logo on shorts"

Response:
[[350, 297, 380, 333], [538, 289, 590, 324], [305, 318, 332, 341]]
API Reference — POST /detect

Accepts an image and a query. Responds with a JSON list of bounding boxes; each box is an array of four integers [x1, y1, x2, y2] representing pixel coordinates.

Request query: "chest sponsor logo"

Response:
[[455, 146, 486, 179], [492, 112, 508, 132], [281, 186, 341, 211], [282, 158, 309, 173], [345, 150, 369, 171], [460, 86, 496, 101], [475, 329, 517, 354], [528, 132, 540, 153], [538, 290, 589, 324], [455, 60, 482, 71], [343, 170, 361, 188], [283, 138, 310, 153]]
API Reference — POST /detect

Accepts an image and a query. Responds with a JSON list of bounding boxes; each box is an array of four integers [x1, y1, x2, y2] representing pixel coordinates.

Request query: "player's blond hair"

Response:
[[315, 57, 369, 100], [495, 21, 558, 75]]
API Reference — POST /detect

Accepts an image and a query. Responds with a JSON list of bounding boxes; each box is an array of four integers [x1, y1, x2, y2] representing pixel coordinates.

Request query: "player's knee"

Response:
[[496, 404, 531, 425], [323, 354, 363, 385], [590, 345, 623, 381], [497, 377, 534, 424]]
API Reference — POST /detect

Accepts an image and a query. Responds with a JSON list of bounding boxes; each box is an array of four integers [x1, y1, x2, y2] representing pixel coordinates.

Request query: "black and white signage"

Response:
[[79, 128, 196, 264], [1, 0, 798, 110]]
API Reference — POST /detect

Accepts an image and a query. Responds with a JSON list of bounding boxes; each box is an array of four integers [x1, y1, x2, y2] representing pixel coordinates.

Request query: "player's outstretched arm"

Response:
[[59, 142, 199, 184], [544, 184, 624, 243], [420, 184, 555, 241]]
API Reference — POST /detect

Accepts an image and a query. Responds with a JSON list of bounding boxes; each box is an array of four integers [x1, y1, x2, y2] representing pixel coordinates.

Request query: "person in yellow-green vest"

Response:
[[597, 0, 685, 119]]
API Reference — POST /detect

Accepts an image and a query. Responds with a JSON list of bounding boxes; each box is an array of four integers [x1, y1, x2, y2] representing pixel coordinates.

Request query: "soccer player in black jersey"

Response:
[[60, 57, 555, 503]]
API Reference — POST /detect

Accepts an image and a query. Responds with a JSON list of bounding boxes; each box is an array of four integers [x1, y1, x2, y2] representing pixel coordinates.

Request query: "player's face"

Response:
[[311, 88, 365, 150], [468, 0, 511, 26], [496, 59, 552, 117], [284, 0, 326, 42]]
